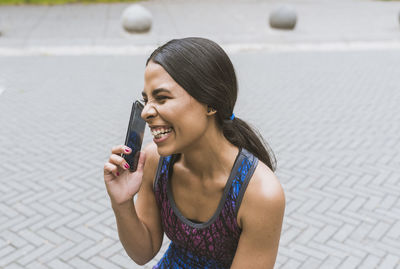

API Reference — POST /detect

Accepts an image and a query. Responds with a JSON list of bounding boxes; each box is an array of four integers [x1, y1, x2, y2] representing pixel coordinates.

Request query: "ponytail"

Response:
[[221, 117, 277, 172]]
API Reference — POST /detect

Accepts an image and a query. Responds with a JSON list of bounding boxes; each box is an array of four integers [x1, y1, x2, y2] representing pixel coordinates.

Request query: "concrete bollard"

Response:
[[269, 5, 297, 30], [121, 4, 152, 33]]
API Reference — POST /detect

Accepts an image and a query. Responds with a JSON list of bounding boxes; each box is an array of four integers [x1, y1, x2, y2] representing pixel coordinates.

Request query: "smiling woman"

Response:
[[104, 37, 285, 269]]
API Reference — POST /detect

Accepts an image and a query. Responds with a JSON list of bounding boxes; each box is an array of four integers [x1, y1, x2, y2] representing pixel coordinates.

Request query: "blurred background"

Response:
[[0, 0, 400, 268]]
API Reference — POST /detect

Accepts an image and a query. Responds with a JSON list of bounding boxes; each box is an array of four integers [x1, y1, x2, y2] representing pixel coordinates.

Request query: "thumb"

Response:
[[136, 151, 146, 173]]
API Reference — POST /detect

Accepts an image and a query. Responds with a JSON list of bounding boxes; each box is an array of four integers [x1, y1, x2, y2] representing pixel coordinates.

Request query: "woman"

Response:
[[103, 37, 285, 268]]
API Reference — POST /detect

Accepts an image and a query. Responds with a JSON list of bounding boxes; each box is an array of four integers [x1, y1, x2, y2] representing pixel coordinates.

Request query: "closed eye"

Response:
[[155, 96, 168, 102], [140, 96, 169, 104]]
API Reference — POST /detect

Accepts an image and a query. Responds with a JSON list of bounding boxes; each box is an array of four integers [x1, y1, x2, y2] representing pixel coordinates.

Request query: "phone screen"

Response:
[[122, 101, 146, 172]]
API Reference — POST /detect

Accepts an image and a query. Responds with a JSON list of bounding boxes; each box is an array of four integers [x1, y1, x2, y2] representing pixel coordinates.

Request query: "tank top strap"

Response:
[[153, 149, 258, 218], [153, 154, 180, 192], [229, 148, 259, 217]]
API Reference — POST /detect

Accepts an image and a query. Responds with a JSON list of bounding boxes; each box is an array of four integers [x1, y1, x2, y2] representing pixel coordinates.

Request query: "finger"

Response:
[[104, 162, 120, 179], [111, 145, 132, 155], [109, 154, 131, 170], [135, 151, 146, 173]]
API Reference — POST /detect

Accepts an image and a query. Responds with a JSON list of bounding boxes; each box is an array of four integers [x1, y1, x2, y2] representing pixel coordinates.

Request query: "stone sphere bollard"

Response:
[[269, 5, 297, 30], [121, 4, 152, 33]]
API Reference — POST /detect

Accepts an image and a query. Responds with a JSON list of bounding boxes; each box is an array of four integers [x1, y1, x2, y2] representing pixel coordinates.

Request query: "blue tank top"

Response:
[[153, 148, 258, 268]]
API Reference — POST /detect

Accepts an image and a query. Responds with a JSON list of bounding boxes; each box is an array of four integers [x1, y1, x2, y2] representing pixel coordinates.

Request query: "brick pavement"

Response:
[[1, 49, 399, 268], [1, 0, 400, 267]]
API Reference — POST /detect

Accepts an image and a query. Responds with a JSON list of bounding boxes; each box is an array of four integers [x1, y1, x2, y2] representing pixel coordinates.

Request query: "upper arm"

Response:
[[231, 163, 286, 269], [134, 142, 164, 257]]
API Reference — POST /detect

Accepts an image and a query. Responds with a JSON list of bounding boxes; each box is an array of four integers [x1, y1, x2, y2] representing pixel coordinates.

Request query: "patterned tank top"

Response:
[[153, 148, 259, 268]]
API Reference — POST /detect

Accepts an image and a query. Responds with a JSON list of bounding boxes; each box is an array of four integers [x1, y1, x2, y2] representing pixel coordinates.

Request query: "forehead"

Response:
[[143, 62, 178, 95]]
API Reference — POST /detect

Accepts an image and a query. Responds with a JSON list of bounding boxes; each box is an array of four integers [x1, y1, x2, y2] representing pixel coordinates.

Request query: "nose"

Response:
[[141, 103, 157, 121]]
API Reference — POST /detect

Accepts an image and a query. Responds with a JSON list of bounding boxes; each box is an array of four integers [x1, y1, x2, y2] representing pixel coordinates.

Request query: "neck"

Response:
[[178, 126, 239, 181]]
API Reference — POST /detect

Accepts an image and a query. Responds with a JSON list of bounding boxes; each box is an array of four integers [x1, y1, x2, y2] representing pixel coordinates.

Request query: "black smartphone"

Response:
[[121, 100, 146, 172]]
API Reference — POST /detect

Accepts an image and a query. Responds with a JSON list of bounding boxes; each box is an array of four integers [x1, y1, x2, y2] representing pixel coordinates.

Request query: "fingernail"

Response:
[[124, 163, 130, 169], [116, 172, 120, 176], [125, 148, 131, 153]]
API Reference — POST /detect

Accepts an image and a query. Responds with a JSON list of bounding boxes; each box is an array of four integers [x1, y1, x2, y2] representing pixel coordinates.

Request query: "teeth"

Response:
[[154, 132, 170, 139], [151, 127, 172, 137]]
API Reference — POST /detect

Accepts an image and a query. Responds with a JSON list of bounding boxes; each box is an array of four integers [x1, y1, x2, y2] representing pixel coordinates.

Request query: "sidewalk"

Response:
[[0, 0, 400, 54], [1, 1, 400, 269]]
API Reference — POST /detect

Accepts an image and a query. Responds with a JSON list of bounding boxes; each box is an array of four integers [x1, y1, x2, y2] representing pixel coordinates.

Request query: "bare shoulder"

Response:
[[237, 161, 285, 228], [248, 161, 285, 203], [231, 162, 285, 268]]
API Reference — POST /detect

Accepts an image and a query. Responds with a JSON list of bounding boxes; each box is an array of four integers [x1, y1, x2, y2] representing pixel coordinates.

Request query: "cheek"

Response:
[[161, 93, 207, 142], [177, 114, 207, 142]]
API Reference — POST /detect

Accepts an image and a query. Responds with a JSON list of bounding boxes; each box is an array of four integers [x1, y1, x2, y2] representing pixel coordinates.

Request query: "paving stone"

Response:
[[345, 239, 386, 258], [47, 258, 74, 269], [0, 245, 35, 267], [296, 226, 319, 245], [0, 229, 27, 248], [293, 244, 328, 261], [359, 254, 381, 269], [59, 240, 94, 261], [386, 221, 400, 239], [339, 256, 362, 269], [378, 254, 399, 269], [18, 229, 46, 247], [110, 253, 143, 268], [18, 243, 54, 266], [29, 201, 55, 216], [89, 256, 123, 269], [280, 258, 302, 269], [0, 237, 7, 248], [313, 225, 338, 244], [92, 223, 118, 238], [79, 238, 114, 260], [368, 222, 392, 241], [299, 257, 322, 269], [4, 263, 26, 269], [10, 215, 44, 233], [333, 223, 356, 242], [0, 204, 19, 218], [2, 40, 400, 269], [280, 227, 302, 246], [25, 261, 49, 269], [30, 214, 62, 231], [54, 226, 85, 243], [38, 241, 75, 263], [99, 242, 123, 258], [66, 211, 98, 228], [47, 212, 81, 230], [69, 257, 99, 269], [0, 245, 16, 259], [324, 256, 345, 268], [37, 228, 66, 245], [379, 195, 397, 210]]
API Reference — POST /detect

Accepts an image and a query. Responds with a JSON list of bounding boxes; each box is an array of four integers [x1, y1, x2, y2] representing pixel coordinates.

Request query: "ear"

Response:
[[206, 106, 217, 116]]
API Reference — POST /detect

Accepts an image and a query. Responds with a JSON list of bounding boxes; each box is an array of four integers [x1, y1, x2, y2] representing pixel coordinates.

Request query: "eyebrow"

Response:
[[141, 88, 171, 97]]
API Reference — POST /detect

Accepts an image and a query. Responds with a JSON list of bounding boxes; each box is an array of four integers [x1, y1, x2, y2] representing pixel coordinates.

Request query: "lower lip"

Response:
[[153, 130, 173, 144]]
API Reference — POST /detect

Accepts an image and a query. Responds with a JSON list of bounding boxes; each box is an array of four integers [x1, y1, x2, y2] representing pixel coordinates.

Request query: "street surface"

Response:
[[0, 0, 400, 268]]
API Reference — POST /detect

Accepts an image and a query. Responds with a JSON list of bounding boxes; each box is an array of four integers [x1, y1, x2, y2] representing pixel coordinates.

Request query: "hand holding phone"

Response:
[[121, 100, 146, 172]]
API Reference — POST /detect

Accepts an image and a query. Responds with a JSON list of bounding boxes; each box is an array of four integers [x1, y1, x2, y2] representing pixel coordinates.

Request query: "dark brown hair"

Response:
[[146, 37, 277, 171]]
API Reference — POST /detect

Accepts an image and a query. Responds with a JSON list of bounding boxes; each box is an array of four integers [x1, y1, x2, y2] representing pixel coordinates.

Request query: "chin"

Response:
[[156, 144, 177, 157]]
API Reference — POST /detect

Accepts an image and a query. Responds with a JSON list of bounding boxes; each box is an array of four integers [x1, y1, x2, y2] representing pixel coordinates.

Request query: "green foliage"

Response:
[[0, 0, 142, 5]]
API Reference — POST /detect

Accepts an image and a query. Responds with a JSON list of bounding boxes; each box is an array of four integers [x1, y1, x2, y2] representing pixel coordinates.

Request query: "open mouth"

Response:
[[151, 126, 173, 139]]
